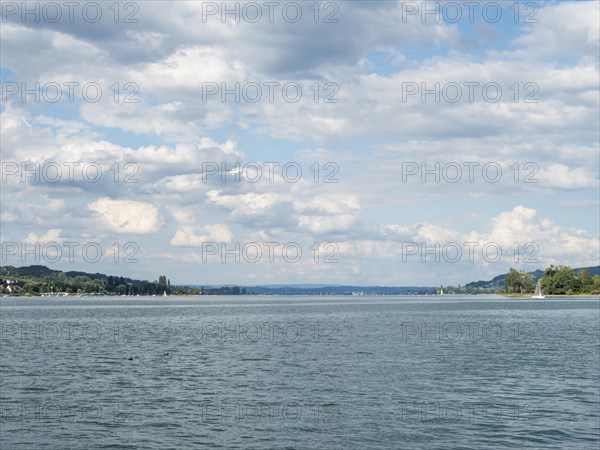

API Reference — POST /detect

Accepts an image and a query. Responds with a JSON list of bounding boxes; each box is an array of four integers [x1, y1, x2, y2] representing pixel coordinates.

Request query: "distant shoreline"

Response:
[[2, 293, 599, 299], [2, 264, 599, 297], [500, 293, 597, 298]]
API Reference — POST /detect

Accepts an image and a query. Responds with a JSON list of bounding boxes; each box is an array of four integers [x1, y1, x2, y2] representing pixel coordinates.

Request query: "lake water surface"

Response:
[[1, 295, 599, 449]]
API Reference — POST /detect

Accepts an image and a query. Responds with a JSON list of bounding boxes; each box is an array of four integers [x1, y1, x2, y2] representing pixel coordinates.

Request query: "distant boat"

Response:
[[532, 280, 545, 299], [163, 291, 168, 297], [439, 287, 444, 295]]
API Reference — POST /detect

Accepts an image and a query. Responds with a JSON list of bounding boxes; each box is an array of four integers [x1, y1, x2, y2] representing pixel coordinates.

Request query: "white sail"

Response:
[[532, 280, 545, 298]]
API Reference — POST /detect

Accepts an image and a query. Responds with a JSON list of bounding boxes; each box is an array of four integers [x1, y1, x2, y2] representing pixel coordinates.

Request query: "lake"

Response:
[[1, 295, 599, 449]]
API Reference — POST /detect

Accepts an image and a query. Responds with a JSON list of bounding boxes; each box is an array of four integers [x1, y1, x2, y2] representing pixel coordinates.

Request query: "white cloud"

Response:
[[24, 229, 64, 244], [296, 195, 360, 233], [87, 198, 162, 234], [137, 46, 247, 89], [168, 207, 233, 247], [1, 1, 597, 283], [206, 190, 291, 220], [515, 1, 600, 60], [170, 223, 233, 247], [536, 164, 598, 189]]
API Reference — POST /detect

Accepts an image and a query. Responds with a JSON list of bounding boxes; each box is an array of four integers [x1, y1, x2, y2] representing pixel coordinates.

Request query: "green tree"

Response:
[[22, 281, 40, 295], [578, 269, 593, 293], [504, 268, 535, 294], [552, 266, 577, 295], [544, 265, 558, 278], [590, 275, 600, 295]]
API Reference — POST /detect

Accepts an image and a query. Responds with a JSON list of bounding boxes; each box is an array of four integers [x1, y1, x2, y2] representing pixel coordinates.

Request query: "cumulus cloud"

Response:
[[87, 198, 162, 234], [330, 205, 599, 283], [170, 223, 233, 247], [24, 229, 64, 244], [168, 207, 232, 246], [515, 1, 600, 60], [1, 1, 597, 283], [296, 195, 360, 233], [536, 164, 598, 190]]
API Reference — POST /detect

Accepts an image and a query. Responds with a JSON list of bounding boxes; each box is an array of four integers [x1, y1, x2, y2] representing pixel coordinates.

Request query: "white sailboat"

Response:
[[439, 287, 444, 296], [532, 280, 545, 299], [163, 290, 168, 297]]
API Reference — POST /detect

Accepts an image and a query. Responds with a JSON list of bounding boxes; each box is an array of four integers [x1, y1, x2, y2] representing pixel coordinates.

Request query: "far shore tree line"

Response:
[[2, 264, 598, 297], [503, 265, 600, 295], [0, 266, 245, 296]]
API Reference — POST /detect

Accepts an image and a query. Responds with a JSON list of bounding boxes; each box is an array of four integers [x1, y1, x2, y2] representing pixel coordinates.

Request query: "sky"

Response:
[[0, 0, 599, 286]]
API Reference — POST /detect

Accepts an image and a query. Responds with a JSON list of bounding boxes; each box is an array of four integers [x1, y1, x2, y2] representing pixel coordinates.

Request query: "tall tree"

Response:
[[578, 269, 593, 293], [504, 268, 535, 294]]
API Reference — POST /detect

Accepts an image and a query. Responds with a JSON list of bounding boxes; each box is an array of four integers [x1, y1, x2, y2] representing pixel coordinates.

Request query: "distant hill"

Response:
[[0, 264, 141, 285], [465, 266, 600, 289], [187, 284, 435, 295], [3, 264, 598, 296], [1, 265, 437, 295], [244, 285, 435, 295]]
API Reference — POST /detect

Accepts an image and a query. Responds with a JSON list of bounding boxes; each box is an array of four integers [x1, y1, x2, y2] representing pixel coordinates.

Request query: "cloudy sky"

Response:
[[1, 0, 598, 286]]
